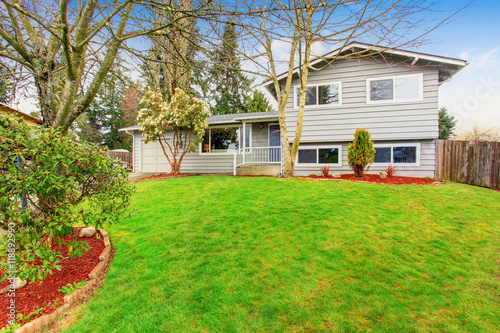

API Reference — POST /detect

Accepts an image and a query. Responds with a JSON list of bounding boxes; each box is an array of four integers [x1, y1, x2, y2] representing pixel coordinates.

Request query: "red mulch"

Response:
[[233, 175, 274, 178], [0, 228, 105, 328], [134, 173, 188, 182], [302, 174, 438, 185]]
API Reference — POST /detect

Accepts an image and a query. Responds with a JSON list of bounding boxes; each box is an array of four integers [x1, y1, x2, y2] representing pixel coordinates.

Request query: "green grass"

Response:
[[64, 176, 500, 332]]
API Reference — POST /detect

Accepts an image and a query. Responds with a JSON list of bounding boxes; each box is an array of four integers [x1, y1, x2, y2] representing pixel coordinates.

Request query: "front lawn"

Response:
[[63, 176, 500, 332]]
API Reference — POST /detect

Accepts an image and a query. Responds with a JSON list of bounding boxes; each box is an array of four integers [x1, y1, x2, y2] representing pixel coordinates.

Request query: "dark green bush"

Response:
[[0, 115, 132, 282]]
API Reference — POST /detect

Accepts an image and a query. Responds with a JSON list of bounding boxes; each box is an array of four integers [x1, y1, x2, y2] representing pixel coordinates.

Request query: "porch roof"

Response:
[[119, 111, 279, 132], [207, 111, 278, 124]]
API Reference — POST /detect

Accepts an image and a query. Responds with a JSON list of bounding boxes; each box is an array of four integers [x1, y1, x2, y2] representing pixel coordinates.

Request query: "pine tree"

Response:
[[209, 23, 253, 115], [438, 107, 457, 140], [76, 60, 135, 150], [0, 63, 15, 105], [246, 90, 273, 113]]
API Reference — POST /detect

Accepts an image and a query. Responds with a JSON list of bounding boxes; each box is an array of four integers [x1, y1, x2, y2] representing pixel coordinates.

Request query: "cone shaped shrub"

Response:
[[347, 128, 375, 177]]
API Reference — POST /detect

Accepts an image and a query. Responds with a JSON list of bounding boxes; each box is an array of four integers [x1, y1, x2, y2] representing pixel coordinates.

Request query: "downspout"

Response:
[[125, 130, 134, 172]]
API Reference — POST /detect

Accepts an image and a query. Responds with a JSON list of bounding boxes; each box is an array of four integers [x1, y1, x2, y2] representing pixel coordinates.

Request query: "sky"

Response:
[[423, 0, 500, 131], [13, 0, 500, 131], [254, 0, 500, 132]]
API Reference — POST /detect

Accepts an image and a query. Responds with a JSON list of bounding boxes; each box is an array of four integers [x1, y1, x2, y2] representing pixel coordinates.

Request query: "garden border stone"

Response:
[[13, 228, 112, 333]]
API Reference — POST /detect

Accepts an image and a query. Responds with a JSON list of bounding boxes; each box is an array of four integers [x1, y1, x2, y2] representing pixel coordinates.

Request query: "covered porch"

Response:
[[199, 111, 283, 176]]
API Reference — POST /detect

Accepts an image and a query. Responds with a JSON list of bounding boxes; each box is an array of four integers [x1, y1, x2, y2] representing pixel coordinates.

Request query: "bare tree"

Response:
[[140, 0, 201, 102], [454, 125, 500, 142], [226, 0, 463, 177], [0, 0, 211, 131]]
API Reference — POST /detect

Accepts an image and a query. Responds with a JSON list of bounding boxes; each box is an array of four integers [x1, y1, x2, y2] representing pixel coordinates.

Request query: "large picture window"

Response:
[[294, 82, 341, 108], [201, 125, 250, 154], [297, 146, 341, 165], [367, 74, 422, 103], [374, 144, 419, 165]]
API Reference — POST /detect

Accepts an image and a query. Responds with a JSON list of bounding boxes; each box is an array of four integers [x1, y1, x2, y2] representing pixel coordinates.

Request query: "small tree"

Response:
[[246, 90, 273, 113], [438, 107, 457, 140], [0, 115, 132, 282], [138, 88, 209, 174], [348, 129, 375, 178]]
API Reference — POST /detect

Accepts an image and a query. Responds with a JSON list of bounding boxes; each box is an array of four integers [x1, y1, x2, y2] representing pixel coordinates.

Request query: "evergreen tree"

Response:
[[348, 129, 375, 177], [438, 107, 457, 140], [209, 23, 253, 115], [0, 63, 15, 104], [76, 61, 135, 150], [246, 90, 273, 113]]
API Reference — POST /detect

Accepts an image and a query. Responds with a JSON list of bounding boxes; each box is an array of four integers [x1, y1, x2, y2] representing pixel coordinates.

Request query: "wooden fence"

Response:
[[436, 140, 500, 190], [106, 151, 133, 169]]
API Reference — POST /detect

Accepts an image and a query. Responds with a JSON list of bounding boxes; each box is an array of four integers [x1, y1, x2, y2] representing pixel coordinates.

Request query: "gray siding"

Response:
[[133, 131, 234, 173], [293, 139, 436, 178], [251, 122, 272, 147], [131, 57, 440, 177], [284, 57, 439, 142]]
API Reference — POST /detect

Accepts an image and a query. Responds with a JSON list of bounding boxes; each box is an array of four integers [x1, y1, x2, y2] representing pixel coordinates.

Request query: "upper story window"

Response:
[[294, 82, 342, 109], [366, 74, 423, 104]]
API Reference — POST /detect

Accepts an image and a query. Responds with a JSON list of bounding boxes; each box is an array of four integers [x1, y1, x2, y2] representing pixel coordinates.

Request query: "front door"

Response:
[[269, 124, 281, 162]]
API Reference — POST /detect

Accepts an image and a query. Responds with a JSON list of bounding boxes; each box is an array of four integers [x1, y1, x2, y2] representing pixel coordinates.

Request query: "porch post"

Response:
[[233, 152, 237, 176], [242, 121, 246, 165]]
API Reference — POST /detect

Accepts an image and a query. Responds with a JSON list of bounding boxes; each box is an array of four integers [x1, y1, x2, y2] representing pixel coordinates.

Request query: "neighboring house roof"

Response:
[[0, 103, 42, 126], [119, 111, 279, 132], [263, 41, 468, 96]]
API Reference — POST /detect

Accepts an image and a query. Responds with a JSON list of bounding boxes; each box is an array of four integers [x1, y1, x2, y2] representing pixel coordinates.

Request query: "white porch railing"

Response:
[[233, 147, 283, 175]]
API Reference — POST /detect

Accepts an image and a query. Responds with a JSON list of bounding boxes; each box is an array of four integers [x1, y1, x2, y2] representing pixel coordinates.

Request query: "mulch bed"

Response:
[[0, 228, 105, 329], [136, 173, 438, 185], [134, 173, 188, 183], [302, 174, 438, 185]]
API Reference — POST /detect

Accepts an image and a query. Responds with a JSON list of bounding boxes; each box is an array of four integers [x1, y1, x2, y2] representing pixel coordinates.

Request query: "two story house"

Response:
[[121, 42, 466, 177]]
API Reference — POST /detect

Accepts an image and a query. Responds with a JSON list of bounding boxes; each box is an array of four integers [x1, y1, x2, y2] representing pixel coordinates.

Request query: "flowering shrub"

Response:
[[0, 116, 132, 282], [347, 128, 375, 177], [137, 89, 210, 174], [385, 165, 396, 177], [320, 166, 330, 177]]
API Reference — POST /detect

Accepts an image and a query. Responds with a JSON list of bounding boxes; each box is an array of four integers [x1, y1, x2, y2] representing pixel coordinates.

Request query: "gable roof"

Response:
[[263, 41, 468, 89], [0, 103, 42, 125], [119, 111, 279, 132]]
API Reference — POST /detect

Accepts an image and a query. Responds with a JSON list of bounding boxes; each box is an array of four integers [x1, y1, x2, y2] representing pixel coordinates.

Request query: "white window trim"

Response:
[[366, 73, 423, 105], [373, 143, 421, 166], [293, 81, 342, 109], [295, 145, 343, 166], [199, 124, 251, 155]]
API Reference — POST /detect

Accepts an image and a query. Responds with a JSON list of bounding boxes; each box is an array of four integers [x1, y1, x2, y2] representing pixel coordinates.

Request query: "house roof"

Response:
[[263, 41, 468, 91], [118, 111, 279, 132], [0, 103, 43, 125]]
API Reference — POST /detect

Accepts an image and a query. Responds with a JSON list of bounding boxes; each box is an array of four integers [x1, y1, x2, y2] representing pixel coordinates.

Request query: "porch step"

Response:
[[237, 165, 281, 176]]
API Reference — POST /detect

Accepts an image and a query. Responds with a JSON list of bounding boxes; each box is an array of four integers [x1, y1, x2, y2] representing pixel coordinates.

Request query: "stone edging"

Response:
[[13, 228, 112, 333]]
